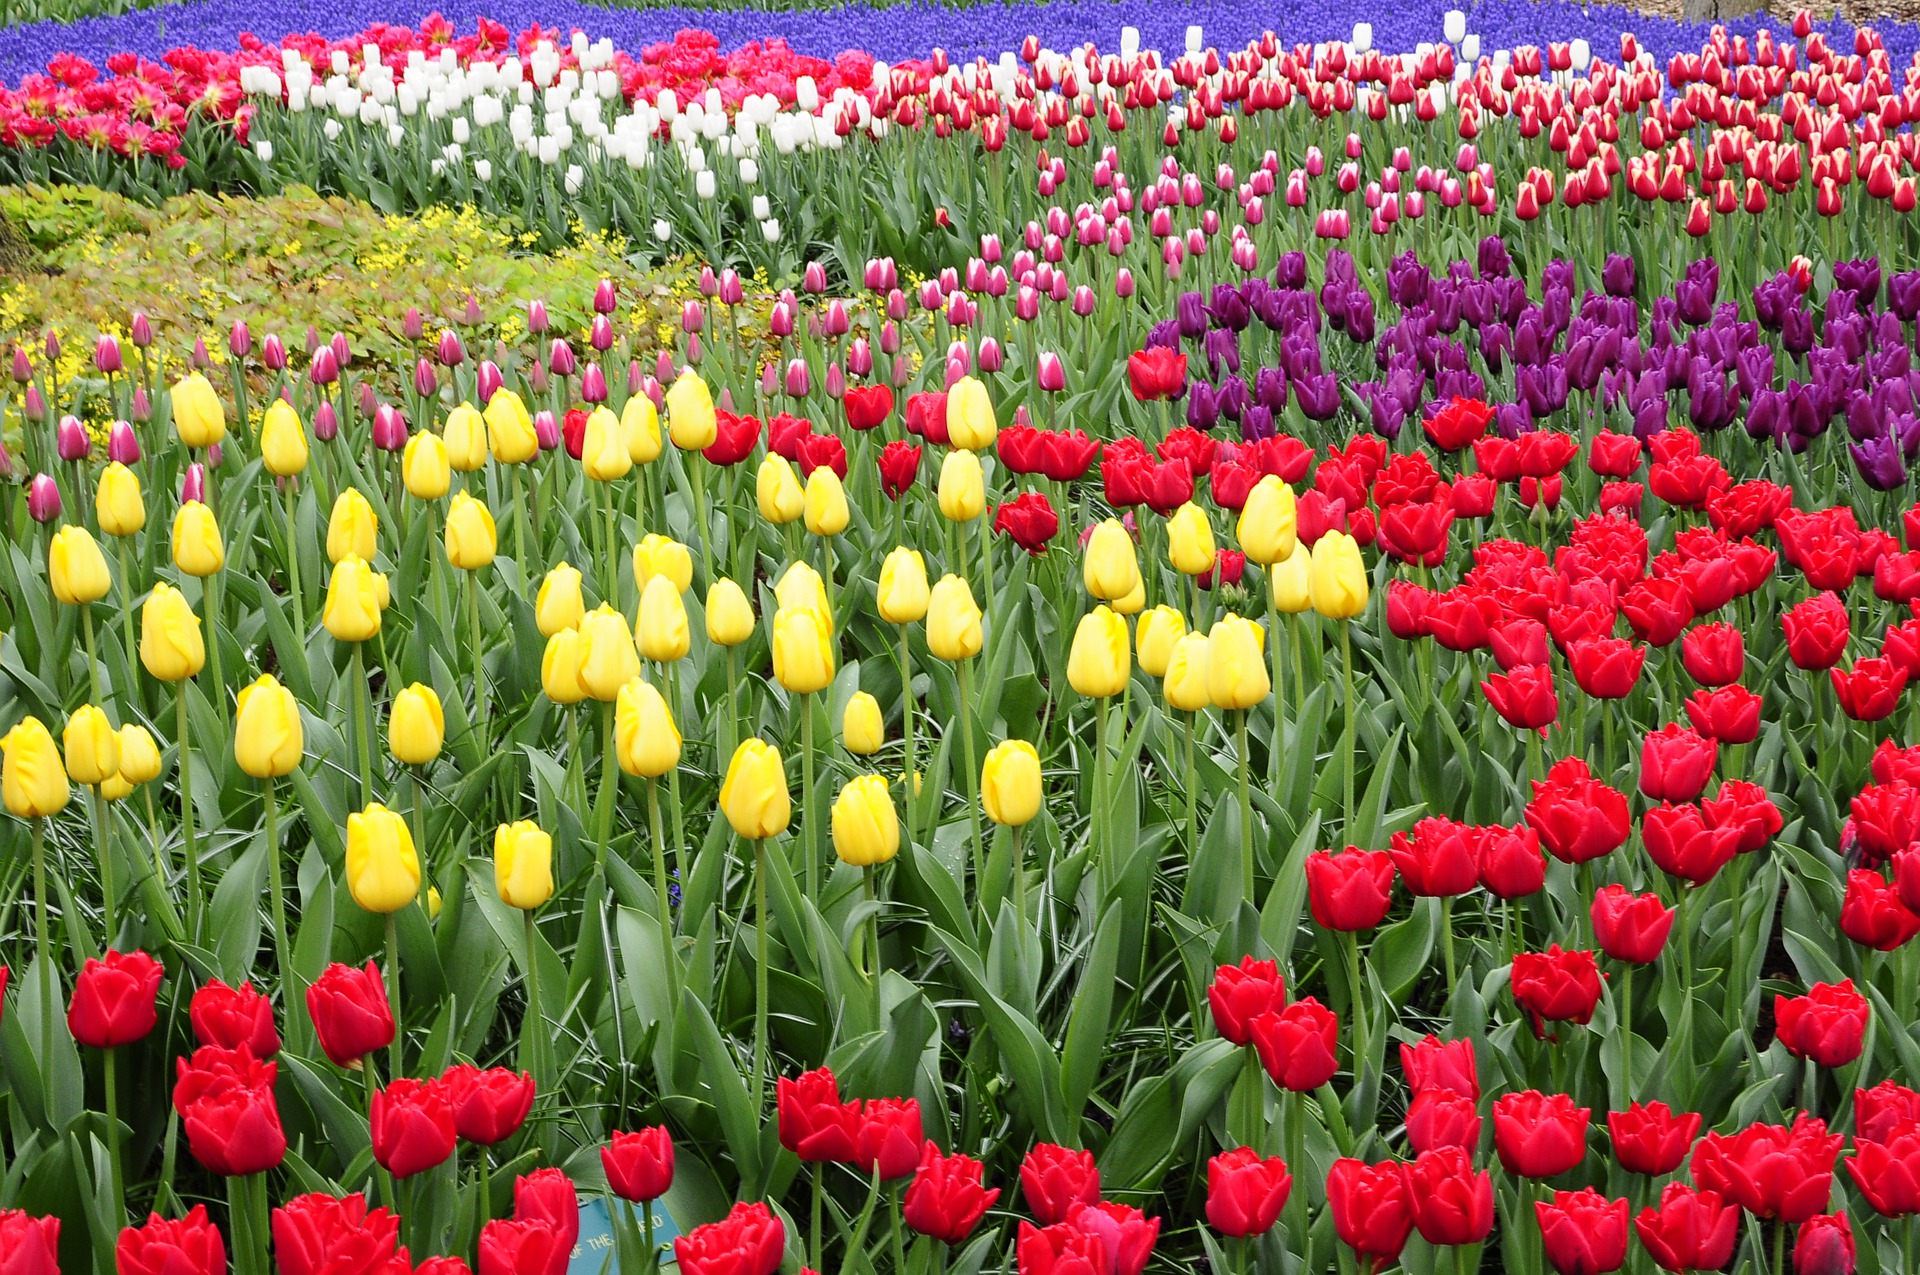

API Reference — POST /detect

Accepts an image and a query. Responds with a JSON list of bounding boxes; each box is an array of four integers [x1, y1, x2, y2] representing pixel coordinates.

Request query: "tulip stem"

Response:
[[468, 572, 488, 728], [177, 683, 202, 943], [1238, 710, 1255, 903], [264, 777, 301, 1049], [385, 912, 403, 1082], [1340, 622, 1356, 838], [596, 701, 618, 872], [802, 693, 818, 906], [865, 864, 882, 1024], [753, 837, 769, 1116], [647, 778, 679, 1020], [688, 457, 716, 592], [1440, 895, 1457, 1008], [89, 786, 116, 949], [251, 1171, 271, 1275], [1344, 930, 1369, 1085], [116, 539, 139, 706], [477, 1150, 492, 1240], [509, 463, 530, 571], [283, 482, 306, 636], [889, 1185, 909, 1275], [349, 642, 373, 806], [205, 572, 227, 726], [1184, 711, 1199, 854], [523, 908, 544, 1090], [810, 1161, 825, 1273], [1772, 1219, 1786, 1275], [1268, 590, 1283, 792], [1093, 697, 1109, 894], [101, 1042, 125, 1230], [957, 659, 985, 906], [599, 480, 618, 606], [897, 625, 915, 838], [80, 604, 101, 709]]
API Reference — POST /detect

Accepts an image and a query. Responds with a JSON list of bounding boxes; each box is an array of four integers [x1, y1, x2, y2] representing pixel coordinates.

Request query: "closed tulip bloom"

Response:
[[707, 579, 756, 645], [345, 804, 420, 913], [1511, 945, 1604, 1027], [773, 605, 836, 693], [617, 678, 681, 778], [1408, 1147, 1495, 1247], [444, 404, 488, 471], [945, 375, 997, 450], [1206, 1147, 1293, 1239], [140, 583, 205, 680], [371, 1078, 456, 1180], [1272, 541, 1314, 612], [1310, 530, 1369, 619], [118, 1204, 227, 1275], [805, 467, 850, 536], [623, 395, 662, 463], [1590, 885, 1675, 964], [982, 739, 1042, 825], [630, 538, 692, 600], [535, 563, 585, 637], [541, 630, 589, 705], [1239, 477, 1299, 565], [69, 948, 163, 1047], [327, 489, 377, 565], [116, 724, 161, 785], [939, 449, 987, 523], [1163, 632, 1213, 711], [1775, 980, 1870, 1069], [666, 371, 718, 450], [833, 774, 900, 866], [402, 431, 450, 499], [1250, 998, 1340, 1091], [1535, 1189, 1630, 1275], [233, 675, 303, 778], [494, 821, 554, 909], [484, 389, 537, 463], [61, 705, 118, 786], [1083, 519, 1142, 600], [904, 1145, 1000, 1245], [1069, 606, 1130, 698], [1168, 502, 1217, 574], [171, 501, 225, 576], [171, 371, 226, 447], [97, 463, 145, 537], [1020, 1144, 1102, 1225], [1306, 847, 1395, 930], [604, 1127, 676, 1203], [878, 549, 931, 623], [1207, 615, 1270, 709], [1609, 1102, 1702, 1177], [581, 406, 632, 481], [1135, 606, 1187, 678], [637, 576, 691, 663], [842, 693, 885, 755], [1633, 1183, 1740, 1272], [721, 738, 791, 839], [323, 555, 383, 642], [389, 684, 444, 765], [49, 525, 111, 605], [261, 399, 309, 477], [927, 575, 984, 661], [1327, 1158, 1417, 1270], [1495, 1090, 1592, 1177], [444, 492, 496, 570], [304, 961, 394, 1066], [758, 454, 805, 524], [578, 606, 641, 701]]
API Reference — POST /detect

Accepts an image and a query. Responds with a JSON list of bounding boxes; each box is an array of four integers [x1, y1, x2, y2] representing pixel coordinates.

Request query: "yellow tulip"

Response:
[[623, 394, 662, 464], [100, 772, 134, 802], [345, 803, 420, 913], [1238, 477, 1298, 566], [582, 406, 632, 481], [1068, 605, 1130, 698], [49, 525, 111, 605], [804, 467, 850, 536], [494, 820, 554, 909], [926, 574, 983, 662], [578, 605, 640, 701], [877, 549, 930, 624], [720, 738, 791, 840], [62, 705, 119, 786], [541, 629, 589, 705], [445, 492, 497, 570], [1163, 632, 1213, 712], [261, 399, 309, 477], [945, 375, 997, 451], [937, 449, 985, 522], [171, 501, 225, 577], [1167, 502, 1217, 575], [388, 683, 444, 766], [327, 488, 378, 565], [771, 604, 835, 694], [841, 692, 884, 756], [171, 372, 226, 448], [637, 575, 691, 663], [444, 403, 489, 471], [632, 535, 694, 595], [115, 724, 161, 784], [1112, 579, 1147, 616], [427, 886, 443, 920], [140, 583, 205, 681], [2, 716, 69, 817], [706, 579, 755, 646], [775, 561, 832, 626], [96, 464, 145, 538], [757, 453, 804, 524], [1083, 519, 1141, 601], [616, 678, 681, 777], [536, 563, 585, 637], [323, 555, 383, 643], [1207, 615, 1271, 710], [1134, 605, 1187, 678], [402, 431, 450, 500], [665, 371, 718, 450], [484, 388, 537, 464], [980, 739, 1041, 826], [832, 774, 899, 867], [1310, 531, 1369, 620], [1272, 542, 1314, 614], [233, 674, 304, 778]]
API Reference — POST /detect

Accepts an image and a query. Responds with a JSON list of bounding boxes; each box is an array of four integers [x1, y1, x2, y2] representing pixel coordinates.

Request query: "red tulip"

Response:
[[1632, 1183, 1739, 1272], [1510, 946, 1603, 1031], [1020, 1143, 1099, 1225], [1857, 785, 1920, 870], [856, 1098, 924, 1181], [0, 1210, 59, 1275], [1387, 817, 1481, 897], [1205, 1147, 1292, 1238], [1846, 1121, 1920, 1216], [1425, 397, 1492, 451], [997, 426, 1045, 476], [1683, 685, 1762, 745], [1406, 1088, 1481, 1154], [1690, 1116, 1841, 1223], [1642, 803, 1741, 886], [1795, 1213, 1856, 1275], [1856, 1081, 1920, 1143], [672, 1203, 784, 1275], [189, 979, 279, 1056], [1526, 759, 1631, 865], [1839, 869, 1920, 950], [1587, 431, 1643, 478], [1065, 1201, 1158, 1275], [1589, 886, 1675, 964], [1127, 348, 1187, 402], [514, 1168, 579, 1271], [181, 1060, 287, 1177], [1482, 663, 1558, 729], [603, 1127, 674, 1203], [271, 1193, 402, 1275], [1377, 498, 1453, 567], [1783, 592, 1850, 670], [1478, 824, 1547, 898], [1305, 848, 1396, 931], [1407, 1146, 1493, 1246], [1535, 1188, 1629, 1275], [1452, 473, 1497, 519], [1494, 1090, 1591, 1178], [69, 949, 163, 1048], [904, 1144, 1000, 1245], [877, 441, 921, 500], [1638, 724, 1717, 802], [306, 962, 394, 1068], [1700, 780, 1782, 854], [416, 1260, 473, 1275], [1621, 577, 1694, 646], [1014, 1221, 1107, 1275], [1775, 980, 1870, 1069], [842, 384, 894, 431], [704, 410, 762, 466], [798, 431, 847, 479], [1567, 637, 1645, 700], [994, 493, 1059, 555], [1608, 1101, 1700, 1176], [1040, 431, 1100, 482], [777, 1068, 860, 1163], [441, 1065, 535, 1147], [1326, 1158, 1415, 1273], [1207, 956, 1285, 1047], [1401, 1035, 1479, 1099], [1249, 998, 1339, 1092], [371, 1078, 457, 1179], [478, 1219, 566, 1275], [1832, 658, 1909, 721], [116, 1205, 226, 1275]]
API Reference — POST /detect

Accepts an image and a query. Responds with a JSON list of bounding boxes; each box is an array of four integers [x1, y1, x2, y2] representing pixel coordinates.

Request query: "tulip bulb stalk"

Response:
[[898, 626, 916, 838], [88, 783, 116, 946], [79, 604, 102, 707], [204, 574, 227, 727], [263, 775, 302, 1054], [281, 483, 306, 635], [177, 683, 202, 941], [753, 836, 769, 1116], [1268, 591, 1285, 792], [103, 1042, 126, 1231], [349, 643, 373, 806], [801, 694, 818, 905], [116, 541, 139, 703], [595, 701, 619, 872], [509, 464, 530, 572], [957, 659, 985, 905], [468, 572, 488, 727], [1238, 711, 1255, 904], [687, 457, 716, 592], [386, 911, 403, 1085], [647, 778, 679, 1028], [1340, 623, 1356, 837], [28, 816, 52, 1098]]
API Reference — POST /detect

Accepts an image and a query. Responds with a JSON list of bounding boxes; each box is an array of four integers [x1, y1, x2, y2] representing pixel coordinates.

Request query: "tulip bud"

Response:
[[720, 738, 791, 839], [260, 401, 308, 477], [233, 674, 304, 778], [2, 716, 70, 817], [804, 466, 850, 537], [637, 575, 692, 663], [938, 450, 986, 523], [757, 454, 805, 524], [171, 501, 225, 577], [833, 774, 900, 867], [1135, 605, 1187, 678], [63, 704, 120, 786], [617, 678, 682, 777], [140, 582, 205, 681], [327, 488, 378, 565], [323, 555, 384, 643], [494, 821, 554, 910], [389, 683, 445, 765], [578, 605, 640, 701], [444, 492, 497, 570], [27, 473, 60, 523], [842, 692, 885, 755], [49, 525, 111, 605], [57, 415, 89, 462], [401, 431, 450, 500], [1069, 605, 1131, 697], [96, 463, 145, 538], [346, 803, 421, 913], [536, 563, 586, 637]]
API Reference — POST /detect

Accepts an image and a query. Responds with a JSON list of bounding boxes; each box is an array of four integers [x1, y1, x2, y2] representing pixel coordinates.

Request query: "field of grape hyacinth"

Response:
[[14, 0, 1920, 1273]]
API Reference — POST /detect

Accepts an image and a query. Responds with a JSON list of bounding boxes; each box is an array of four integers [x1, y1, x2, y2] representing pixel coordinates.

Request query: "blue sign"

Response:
[[570, 1196, 682, 1275]]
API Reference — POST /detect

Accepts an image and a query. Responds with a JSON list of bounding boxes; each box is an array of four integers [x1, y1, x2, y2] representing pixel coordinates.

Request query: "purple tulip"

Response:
[[461, 294, 483, 326], [681, 300, 705, 335], [593, 279, 618, 315], [720, 269, 744, 305], [846, 337, 873, 379], [56, 415, 89, 462], [131, 387, 151, 423], [823, 363, 845, 400], [654, 351, 676, 387], [590, 315, 614, 352], [1852, 431, 1907, 489], [314, 401, 339, 442], [534, 410, 560, 451], [42, 330, 59, 362], [224, 319, 247, 359], [476, 361, 503, 405], [180, 462, 207, 505], [108, 420, 140, 464], [760, 361, 780, 399], [527, 361, 550, 394], [581, 363, 608, 404], [9, 347, 30, 383], [1602, 254, 1636, 298], [413, 358, 438, 400], [21, 384, 44, 424], [785, 359, 811, 398], [373, 404, 408, 452], [644, 376, 665, 411], [27, 472, 61, 522], [549, 339, 577, 378], [262, 334, 288, 371], [892, 355, 913, 388], [685, 334, 703, 367], [94, 334, 122, 375], [308, 347, 339, 386], [437, 330, 466, 368], [627, 361, 644, 397], [403, 307, 426, 341], [802, 262, 828, 294]]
